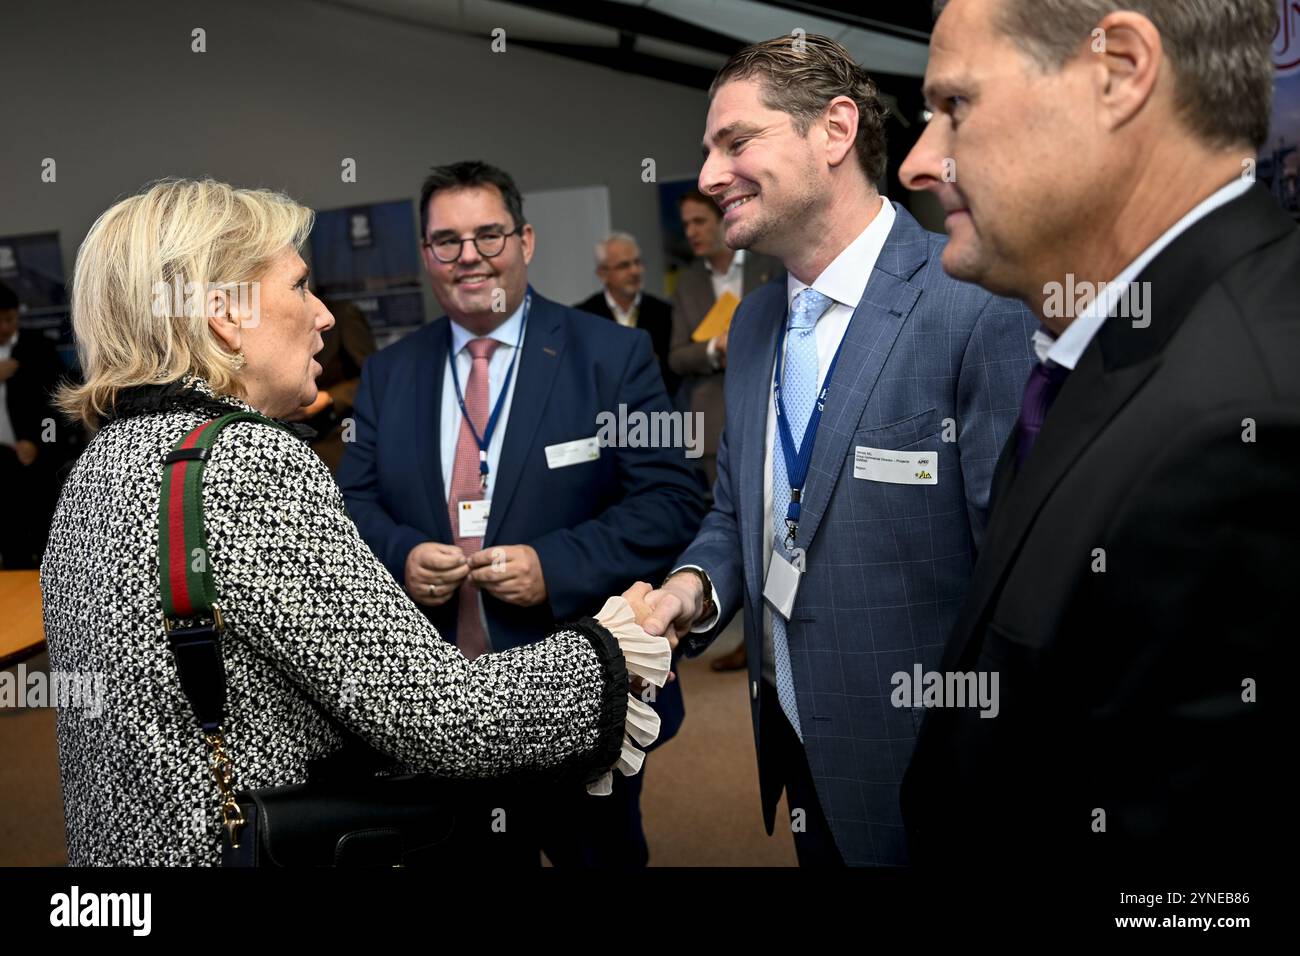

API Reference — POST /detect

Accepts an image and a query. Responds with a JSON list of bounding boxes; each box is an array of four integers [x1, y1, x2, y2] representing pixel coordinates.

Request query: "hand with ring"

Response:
[[405, 542, 469, 607]]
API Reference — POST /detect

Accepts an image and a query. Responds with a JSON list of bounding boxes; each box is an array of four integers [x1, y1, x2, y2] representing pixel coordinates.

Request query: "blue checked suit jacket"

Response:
[[676, 202, 1037, 866]]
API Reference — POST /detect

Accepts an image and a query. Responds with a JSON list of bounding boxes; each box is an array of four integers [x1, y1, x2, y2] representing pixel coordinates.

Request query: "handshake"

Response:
[[615, 573, 710, 694], [408, 536, 712, 646], [619, 571, 711, 650]]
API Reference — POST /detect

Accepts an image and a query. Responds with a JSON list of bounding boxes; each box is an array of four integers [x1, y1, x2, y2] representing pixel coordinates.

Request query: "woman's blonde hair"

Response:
[[57, 178, 314, 429]]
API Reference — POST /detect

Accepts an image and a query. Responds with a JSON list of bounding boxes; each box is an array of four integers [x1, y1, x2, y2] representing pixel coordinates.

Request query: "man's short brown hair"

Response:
[[933, 0, 1275, 149], [677, 188, 721, 219], [709, 34, 891, 184]]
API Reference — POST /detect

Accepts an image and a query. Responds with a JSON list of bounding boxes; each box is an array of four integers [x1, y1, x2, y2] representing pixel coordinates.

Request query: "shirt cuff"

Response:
[[674, 564, 720, 633], [586, 595, 672, 796], [706, 338, 725, 370]]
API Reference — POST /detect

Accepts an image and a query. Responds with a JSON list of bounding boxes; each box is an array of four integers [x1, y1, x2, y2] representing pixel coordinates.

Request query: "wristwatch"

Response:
[[663, 566, 717, 629]]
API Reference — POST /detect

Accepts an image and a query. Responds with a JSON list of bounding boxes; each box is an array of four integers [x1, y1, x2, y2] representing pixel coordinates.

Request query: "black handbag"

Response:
[[157, 411, 494, 867]]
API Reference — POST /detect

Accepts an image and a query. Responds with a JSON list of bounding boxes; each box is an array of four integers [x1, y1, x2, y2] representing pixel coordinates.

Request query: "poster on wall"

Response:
[[309, 200, 426, 349], [1263, 0, 1300, 219], [0, 231, 72, 368]]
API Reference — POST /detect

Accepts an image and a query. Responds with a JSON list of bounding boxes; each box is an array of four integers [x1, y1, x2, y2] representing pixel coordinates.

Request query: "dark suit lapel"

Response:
[[794, 206, 926, 553], [742, 253, 776, 294], [941, 183, 1296, 671], [483, 296, 566, 546], [940, 347, 1158, 669], [985, 429, 1019, 518], [738, 283, 787, 610], [419, 320, 455, 544]]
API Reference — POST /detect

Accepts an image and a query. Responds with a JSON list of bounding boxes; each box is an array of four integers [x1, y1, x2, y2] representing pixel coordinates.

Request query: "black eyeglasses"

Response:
[[423, 227, 521, 263]]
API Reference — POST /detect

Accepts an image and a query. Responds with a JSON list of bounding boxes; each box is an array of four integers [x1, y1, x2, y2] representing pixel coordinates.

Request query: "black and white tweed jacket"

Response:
[[40, 378, 627, 866]]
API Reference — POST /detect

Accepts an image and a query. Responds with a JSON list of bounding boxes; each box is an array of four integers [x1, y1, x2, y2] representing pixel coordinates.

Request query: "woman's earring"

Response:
[[230, 349, 246, 371]]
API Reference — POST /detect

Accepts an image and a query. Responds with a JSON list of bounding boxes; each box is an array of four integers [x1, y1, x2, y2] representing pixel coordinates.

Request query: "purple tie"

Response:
[[1015, 361, 1069, 467]]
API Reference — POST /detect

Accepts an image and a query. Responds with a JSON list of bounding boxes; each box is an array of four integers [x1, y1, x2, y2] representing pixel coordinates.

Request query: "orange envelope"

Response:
[[691, 290, 740, 342]]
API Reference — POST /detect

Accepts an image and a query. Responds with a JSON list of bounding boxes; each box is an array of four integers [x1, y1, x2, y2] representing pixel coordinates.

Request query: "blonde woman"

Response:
[[41, 179, 667, 866]]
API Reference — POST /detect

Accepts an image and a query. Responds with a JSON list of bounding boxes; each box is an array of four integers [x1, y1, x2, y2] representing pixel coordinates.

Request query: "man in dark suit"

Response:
[[899, 0, 1288, 873], [574, 231, 677, 398], [641, 36, 1037, 867], [0, 281, 71, 569], [339, 161, 704, 867]]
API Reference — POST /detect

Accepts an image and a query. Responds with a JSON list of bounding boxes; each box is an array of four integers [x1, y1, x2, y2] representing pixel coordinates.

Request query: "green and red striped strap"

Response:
[[158, 412, 283, 624]]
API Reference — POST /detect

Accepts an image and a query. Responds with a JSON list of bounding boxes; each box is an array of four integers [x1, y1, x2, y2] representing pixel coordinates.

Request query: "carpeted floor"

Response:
[[0, 616, 795, 867]]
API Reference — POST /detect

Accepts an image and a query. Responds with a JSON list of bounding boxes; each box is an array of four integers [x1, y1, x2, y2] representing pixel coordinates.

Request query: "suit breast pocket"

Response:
[[853, 407, 942, 449], [849, 406, 943, 478], [838, 408, 952, 525]]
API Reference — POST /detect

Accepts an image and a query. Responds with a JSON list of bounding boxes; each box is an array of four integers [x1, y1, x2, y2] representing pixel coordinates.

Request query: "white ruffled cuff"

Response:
[[586, 595, 671, 796]]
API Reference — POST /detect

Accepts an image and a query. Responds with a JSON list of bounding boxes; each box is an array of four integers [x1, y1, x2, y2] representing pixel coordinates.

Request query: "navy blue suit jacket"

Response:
[[338, 293, 705, 743], [676, 203, 1038, 864]]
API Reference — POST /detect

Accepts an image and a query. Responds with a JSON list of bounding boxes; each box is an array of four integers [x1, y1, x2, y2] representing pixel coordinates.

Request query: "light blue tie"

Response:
[[771, 287, 834, 741]]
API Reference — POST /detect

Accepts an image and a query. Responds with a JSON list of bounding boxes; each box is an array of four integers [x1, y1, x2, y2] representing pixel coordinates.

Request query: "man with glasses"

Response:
[[575, 231, 678, 401], [338, 160, 704, 867]]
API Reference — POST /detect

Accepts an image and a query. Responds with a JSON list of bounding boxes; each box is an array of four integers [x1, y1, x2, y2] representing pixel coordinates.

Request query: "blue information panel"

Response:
[[309, 199, 426, 346], [0, 231, 71, 367]]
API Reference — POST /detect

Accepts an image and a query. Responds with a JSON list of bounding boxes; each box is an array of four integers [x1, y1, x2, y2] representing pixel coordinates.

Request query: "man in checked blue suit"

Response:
[[642, 35, 1037, 866], [339, 161, 704, 866]]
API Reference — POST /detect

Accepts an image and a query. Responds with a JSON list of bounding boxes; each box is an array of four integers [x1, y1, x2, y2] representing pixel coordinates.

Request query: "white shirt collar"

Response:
[[1042, 177, 1254, 370], [786, 195, 896, 311], [449, 296, 527, 355], [704, 248, 746, 276], [603, 288, 641, 318]]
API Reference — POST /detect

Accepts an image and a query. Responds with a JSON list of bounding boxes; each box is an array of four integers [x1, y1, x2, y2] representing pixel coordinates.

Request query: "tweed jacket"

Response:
[[39, 378, 628, 866]]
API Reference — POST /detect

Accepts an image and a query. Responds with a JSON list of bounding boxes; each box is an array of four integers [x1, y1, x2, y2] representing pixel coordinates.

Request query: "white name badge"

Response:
[[457, 499, 491, 538], [853, 446, 939, 485], [545, 436, 600, 469], [763, 544, 804, 620]]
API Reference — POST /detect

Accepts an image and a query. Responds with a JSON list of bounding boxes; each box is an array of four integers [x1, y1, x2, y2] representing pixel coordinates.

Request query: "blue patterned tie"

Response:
[[771, 287, 834, 740]]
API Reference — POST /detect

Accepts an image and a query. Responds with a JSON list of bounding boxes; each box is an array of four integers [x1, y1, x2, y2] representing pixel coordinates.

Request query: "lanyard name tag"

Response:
[[763, 540, 804, 620], [457, 499, 491, 538]]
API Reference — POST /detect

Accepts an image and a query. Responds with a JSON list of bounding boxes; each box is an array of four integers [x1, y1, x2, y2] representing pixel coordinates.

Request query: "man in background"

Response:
[[339, 161, 703, 867], [0, 281, 70, 569], [575, 231, 676, 398], [670, 191, 781, 672], [669, 190, 781, 495]]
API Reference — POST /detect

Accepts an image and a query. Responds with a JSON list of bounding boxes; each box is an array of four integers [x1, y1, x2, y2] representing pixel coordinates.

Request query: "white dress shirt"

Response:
[[604, 289, 642, 328], [686, 195, 897, 685], [439, 298, 528, 502], [705, 248, 746, 302], [0, 333, 17, 449], [1033, 177, 1254, 367]]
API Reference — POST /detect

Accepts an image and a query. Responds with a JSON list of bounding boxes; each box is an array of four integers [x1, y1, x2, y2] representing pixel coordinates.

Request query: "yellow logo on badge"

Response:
[[914, 470, 933, 480]]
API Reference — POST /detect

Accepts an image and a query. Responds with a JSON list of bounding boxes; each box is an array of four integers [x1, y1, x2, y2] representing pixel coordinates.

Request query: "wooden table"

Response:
[[0, 571, 45, 666]]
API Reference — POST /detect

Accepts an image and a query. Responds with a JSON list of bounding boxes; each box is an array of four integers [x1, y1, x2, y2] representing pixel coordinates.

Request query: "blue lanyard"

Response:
[[447, 289, 531, 489], [773, 315, 845, 548]]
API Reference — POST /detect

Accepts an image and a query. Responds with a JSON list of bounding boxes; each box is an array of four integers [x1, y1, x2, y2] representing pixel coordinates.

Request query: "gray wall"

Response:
[[0, 0, 711, 309]]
